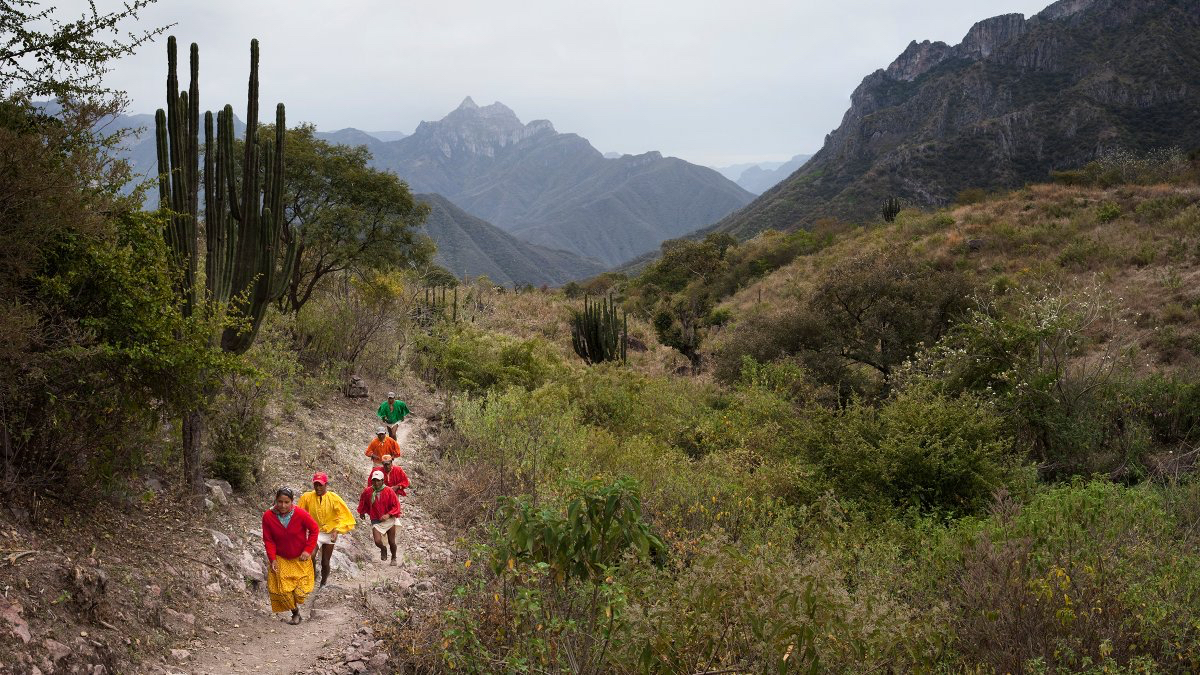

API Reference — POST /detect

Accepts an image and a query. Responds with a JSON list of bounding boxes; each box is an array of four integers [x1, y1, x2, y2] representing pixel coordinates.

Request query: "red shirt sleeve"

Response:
[[296, 507, 319, 555], [261, 511, 278, 561]]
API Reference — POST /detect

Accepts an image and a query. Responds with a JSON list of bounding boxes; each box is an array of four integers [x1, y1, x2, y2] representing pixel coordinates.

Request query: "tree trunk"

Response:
[[183, 406, 205, 499]]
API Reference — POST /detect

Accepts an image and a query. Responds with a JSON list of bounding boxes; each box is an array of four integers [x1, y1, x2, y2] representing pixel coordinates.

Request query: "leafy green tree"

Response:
[[0, 110, 225, 491], [278, 125, 433, 313]]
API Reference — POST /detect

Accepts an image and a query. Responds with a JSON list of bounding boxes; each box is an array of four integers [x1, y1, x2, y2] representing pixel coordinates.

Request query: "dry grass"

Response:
[[715, 181, 1200, 374]]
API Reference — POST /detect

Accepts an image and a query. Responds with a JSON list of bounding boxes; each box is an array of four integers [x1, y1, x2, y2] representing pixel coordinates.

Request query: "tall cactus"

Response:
[[155, 36, 296, 496], [155, 36, 296, 355], [882, 196, 902, 223], [571, 294, 628, 365]]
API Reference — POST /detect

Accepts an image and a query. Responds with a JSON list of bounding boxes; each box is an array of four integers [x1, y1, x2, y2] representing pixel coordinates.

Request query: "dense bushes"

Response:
[[0, 102, 226, 493]]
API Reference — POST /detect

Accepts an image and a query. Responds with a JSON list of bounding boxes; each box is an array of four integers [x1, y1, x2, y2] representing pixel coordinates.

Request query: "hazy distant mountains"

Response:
[[713, 154, 813, 194], [100, 97, 753, 273], [714, 0, 1200, 238], [351, 97, 753, 266], [417, 193, 605, 286]]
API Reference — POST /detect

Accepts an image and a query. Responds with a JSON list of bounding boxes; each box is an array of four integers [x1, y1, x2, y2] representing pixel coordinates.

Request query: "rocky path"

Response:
[[172, 395, 452, 675]]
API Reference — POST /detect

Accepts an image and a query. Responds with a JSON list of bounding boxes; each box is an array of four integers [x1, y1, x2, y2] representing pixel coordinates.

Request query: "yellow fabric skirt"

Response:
[[267, 556, 314, 613]]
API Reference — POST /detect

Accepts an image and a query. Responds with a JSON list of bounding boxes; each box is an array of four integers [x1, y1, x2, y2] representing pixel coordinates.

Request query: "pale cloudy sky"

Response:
[[69, 0, 1052, 166]]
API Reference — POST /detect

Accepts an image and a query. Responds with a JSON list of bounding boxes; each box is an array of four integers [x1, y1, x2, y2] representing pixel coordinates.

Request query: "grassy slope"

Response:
[[714, 181, 1200, 372]]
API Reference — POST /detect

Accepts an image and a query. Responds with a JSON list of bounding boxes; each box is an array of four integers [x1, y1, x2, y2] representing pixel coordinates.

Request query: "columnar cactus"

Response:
[[154, 36, 296, 496], [571, 294, 628, 365], [155, 36, 296, 355], [882, 196, 902, 223]]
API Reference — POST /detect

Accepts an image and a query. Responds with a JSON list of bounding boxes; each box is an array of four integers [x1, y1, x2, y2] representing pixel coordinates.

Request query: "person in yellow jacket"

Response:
[[297, 472, 357, 589]]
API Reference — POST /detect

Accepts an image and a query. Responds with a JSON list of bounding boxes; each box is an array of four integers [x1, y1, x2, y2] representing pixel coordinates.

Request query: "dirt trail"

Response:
[[183, 397, 449, 675]]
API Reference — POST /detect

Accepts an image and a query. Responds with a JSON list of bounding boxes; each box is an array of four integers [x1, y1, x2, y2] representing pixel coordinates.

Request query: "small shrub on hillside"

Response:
[[1096, 201, 1123, 223], [956, 187, 989, 205], [205, 320, 300, 489], [814, 388, 1024, 515], [1052, 148, 1194, 187], [1056, 238, 1112, 269], [440, 479, 663, 673], [208, 381, 267, 490], [902, 288, 1148, 478], [715, 253, 974, 399], [1134, 194, 1193, 223]]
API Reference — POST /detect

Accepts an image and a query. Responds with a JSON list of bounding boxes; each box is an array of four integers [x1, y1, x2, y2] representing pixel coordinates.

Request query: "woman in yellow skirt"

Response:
[[261, 486, 319, 624]]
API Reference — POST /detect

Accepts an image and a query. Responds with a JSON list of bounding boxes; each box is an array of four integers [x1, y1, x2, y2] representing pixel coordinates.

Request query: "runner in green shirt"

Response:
[[377, 392, 411, 440]]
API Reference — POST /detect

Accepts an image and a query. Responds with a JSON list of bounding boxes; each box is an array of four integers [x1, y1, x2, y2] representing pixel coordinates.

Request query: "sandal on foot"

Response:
[[289, 613, 302, 625]]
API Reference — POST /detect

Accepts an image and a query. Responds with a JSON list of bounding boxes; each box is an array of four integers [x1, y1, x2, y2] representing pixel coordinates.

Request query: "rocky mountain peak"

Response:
[[886, 40, 954, 82], [408, 99, 558, 160], [1035, 0, 1098, 21], [956, 13, 1028, 59]]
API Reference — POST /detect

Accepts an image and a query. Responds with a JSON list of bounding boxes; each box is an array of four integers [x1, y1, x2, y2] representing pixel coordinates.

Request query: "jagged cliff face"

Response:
[[715, 0, 1200, 238]]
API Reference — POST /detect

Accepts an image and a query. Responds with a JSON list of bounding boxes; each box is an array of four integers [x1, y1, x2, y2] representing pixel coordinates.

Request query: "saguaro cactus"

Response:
[[155, 36, 296, 495], [571, 294, 628, 365]]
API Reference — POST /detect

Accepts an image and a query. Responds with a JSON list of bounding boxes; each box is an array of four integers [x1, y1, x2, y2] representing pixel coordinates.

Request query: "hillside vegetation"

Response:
[[388, 155, 1200, 673]]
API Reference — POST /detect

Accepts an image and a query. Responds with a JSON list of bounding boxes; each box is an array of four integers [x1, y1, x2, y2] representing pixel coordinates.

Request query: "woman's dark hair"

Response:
[[275, 486, 295, 500]]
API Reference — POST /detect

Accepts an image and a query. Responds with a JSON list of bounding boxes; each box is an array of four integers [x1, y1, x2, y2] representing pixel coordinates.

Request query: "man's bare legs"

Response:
[[313, 542, 334, 586]]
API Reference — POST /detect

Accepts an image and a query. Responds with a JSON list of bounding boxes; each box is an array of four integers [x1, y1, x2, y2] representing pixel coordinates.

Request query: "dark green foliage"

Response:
[[207, 378, 267, 490], [571, 295, 627, 365], [814, 388, 1021, 515], [882, 196, 902, 222]]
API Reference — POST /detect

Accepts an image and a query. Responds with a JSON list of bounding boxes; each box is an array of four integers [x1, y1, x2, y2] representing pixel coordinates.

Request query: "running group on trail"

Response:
[[259, 393, 413, 624]]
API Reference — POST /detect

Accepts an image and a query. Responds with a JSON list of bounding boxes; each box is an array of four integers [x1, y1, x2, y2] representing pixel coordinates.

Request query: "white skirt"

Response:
[[371, 516, 397, 534]]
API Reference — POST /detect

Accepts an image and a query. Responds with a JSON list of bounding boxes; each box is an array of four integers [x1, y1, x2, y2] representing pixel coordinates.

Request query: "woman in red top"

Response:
[[262, 486, 319, 624], [357, 471, 402, 566]]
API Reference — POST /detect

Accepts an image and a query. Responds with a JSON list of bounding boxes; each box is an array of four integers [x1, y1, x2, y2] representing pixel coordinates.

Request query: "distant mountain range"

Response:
[[95, 94, 756, 274], [714, 0, 1200, 238], [713, 154, 813, 194], [345, 97, 753, 266], [417, 193, 605, 287]]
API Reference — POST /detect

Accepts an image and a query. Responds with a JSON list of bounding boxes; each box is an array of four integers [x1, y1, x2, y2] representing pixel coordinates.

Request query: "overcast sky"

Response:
[[69, 0, 1052, 166]]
